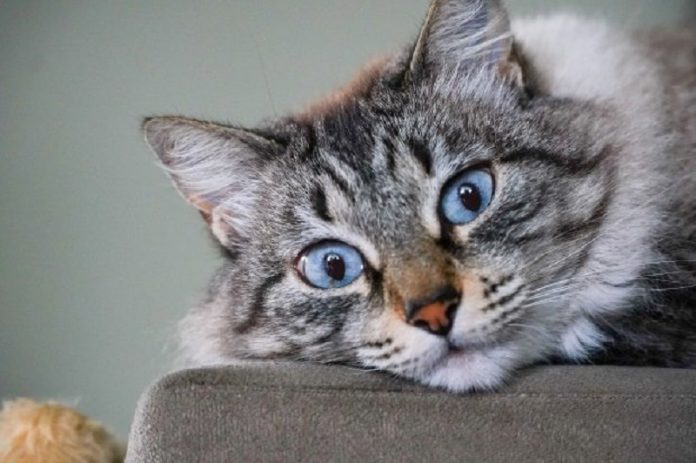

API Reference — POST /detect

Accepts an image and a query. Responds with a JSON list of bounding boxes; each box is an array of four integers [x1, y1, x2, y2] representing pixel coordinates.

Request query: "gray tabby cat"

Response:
[[143, 0, 695, 391]]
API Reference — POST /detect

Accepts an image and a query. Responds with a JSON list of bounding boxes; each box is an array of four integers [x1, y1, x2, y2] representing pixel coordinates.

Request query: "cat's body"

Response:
[[144, 1, 695, 391], [510, 17, 696, 366]]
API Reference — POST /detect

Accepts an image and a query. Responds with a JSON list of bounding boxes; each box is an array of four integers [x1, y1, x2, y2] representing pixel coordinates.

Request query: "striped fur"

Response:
[[144, 0, 696, 391]]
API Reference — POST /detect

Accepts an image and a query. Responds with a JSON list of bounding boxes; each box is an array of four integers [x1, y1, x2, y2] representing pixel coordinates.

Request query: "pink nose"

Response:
[[405, 287, 460, 336]]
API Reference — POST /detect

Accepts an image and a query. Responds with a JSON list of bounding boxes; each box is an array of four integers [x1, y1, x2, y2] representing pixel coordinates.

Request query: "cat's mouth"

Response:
[[447, 323, 512, 353], [445, 342, 490, 360], [444, 345, 474, 363], [417, 337, 518, 392], [434, 340, 491, 370]]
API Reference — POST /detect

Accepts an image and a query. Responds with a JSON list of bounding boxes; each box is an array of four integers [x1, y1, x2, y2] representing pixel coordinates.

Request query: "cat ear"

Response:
[[143, 116, 279, 247], [407, 0, 522, 85]]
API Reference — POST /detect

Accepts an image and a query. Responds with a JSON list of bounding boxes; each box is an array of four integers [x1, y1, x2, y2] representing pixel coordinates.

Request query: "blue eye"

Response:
[[440, 168, 494, 225], [296, 241, 364, 289]]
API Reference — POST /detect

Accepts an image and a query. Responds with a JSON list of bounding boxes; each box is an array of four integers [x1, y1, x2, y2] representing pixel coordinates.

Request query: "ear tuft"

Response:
[[142, 116, 276, 247], [408, 0, 522, 85]]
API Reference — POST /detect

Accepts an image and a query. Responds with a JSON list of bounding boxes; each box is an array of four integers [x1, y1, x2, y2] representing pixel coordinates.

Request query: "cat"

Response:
[[142, 0, 696, 391]]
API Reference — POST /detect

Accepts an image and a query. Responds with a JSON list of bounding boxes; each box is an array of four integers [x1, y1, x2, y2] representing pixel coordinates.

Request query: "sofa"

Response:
[[126, 362, 696, 462]]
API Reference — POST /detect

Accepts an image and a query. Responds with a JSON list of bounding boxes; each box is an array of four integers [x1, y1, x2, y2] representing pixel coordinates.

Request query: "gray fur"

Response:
[[144, 0, 695, 391]]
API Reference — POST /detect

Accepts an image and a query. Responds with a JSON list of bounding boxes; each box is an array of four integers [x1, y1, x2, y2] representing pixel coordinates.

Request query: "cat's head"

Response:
[[144, 0, 616, 390]]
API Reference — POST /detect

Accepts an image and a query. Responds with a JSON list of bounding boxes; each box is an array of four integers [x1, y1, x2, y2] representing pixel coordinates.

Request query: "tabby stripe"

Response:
[[311, 185, 333, 223], [321, 157, 355, 199], [508, 192, 607, 247], [311, 296, 359, 346], [471, 201, 546, 245], [234, 273, 284, 334], [313, 317, 346, 345], [409, 139, 432, 175], [493, 197, 546, 230], [490, 304, 522, 325], [368, 268, 384, 300], [304, 121, 317, 155], [506, 169, 612, 248], [382, 136, 397, 173], [559, 181, 612, 242], [436, 228, 464, 256], [507, 230, 548, 247], [481, 284, 525, 313], [500, 147, 606, 175]]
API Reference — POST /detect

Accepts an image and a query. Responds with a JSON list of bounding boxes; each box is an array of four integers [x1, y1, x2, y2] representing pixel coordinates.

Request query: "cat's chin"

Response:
[[420, 344, 518, 392]]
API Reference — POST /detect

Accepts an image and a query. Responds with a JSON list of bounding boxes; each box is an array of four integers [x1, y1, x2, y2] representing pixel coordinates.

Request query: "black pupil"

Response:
[[325, 253, 346, 281], [459, 184, 481, 211]]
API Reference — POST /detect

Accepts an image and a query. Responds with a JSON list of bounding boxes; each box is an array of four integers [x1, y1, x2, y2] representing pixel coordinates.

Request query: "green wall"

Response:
[[1, 0, 694, 439]]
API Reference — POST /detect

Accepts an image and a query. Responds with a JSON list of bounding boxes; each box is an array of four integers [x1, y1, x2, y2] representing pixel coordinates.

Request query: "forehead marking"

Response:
[[311, 185, 333, 223], [409, 138, 432, 176], [319, 153, 357, 200], [372, 134, 397, 174]]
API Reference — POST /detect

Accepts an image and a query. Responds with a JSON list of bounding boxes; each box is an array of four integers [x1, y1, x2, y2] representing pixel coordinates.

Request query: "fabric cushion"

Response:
[[126, 363, 696, 462]]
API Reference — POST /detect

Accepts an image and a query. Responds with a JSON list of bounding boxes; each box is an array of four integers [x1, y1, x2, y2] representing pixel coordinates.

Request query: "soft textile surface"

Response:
[[126, 363, 696, 462]]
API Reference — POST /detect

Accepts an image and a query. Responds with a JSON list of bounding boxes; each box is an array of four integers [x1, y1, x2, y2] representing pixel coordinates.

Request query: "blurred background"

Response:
[[1, 0, 695, 439]]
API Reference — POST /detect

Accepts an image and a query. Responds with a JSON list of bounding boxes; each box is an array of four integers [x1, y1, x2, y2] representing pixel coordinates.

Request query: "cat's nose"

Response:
[[405, 286, 460, 336]]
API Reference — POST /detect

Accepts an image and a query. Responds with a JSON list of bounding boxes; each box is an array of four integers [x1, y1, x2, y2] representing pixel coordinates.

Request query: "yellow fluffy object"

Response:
[[0, 399, 125, 463]]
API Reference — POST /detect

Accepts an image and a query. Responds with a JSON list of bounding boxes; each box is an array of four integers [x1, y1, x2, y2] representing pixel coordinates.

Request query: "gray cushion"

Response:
[[126, 363, 696, 462]]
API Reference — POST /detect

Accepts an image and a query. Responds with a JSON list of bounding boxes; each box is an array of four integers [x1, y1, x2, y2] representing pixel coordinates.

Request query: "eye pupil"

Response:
[[324, 253, 346, 281], [297, 241, 363, 289], [441, 168, 493, 225], [459, 184, 481, 211]]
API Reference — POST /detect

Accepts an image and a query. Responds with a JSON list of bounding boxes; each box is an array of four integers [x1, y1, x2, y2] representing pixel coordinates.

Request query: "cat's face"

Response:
[[145, 0, 615, 390]]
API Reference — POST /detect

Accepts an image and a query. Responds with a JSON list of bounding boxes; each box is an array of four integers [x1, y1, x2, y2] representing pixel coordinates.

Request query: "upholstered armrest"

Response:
[[126, 363, 696, 462]]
